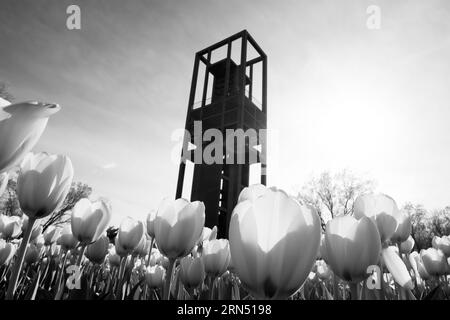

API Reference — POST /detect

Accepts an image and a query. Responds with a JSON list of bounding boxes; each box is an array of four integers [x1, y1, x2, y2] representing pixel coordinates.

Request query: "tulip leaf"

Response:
[[126, 279, 144, 300], [422, 285, 446, 300]]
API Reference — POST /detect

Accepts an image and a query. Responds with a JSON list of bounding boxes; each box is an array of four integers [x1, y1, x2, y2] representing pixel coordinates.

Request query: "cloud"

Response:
[[101, 162, 118, 170]]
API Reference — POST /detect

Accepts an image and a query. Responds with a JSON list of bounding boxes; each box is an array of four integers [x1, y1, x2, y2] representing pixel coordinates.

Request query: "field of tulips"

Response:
[[1, 99, 450, 301]]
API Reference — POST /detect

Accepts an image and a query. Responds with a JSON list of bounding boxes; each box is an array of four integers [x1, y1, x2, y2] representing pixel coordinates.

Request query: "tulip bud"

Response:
[[154, 198, 205, 260], [145, 265, 166, 288], [0, 101, 60, 173], [391, 210, 412, 244], [353, 193, 399, 244], [421, 248, 448, 277], [399, 236, 415, 255], [325, 215, 381, 283], [107, 249, 121, 267], [202, 239, 231, 277], [117, 217, 145, 255], [381, 246, 414, 289], [57, 225, 79, 251], [432, 236, 450, 257], [198, 226, 218, 245], [0, 215, 22, 240], [316, 260, 332, 280], [179, 256, 206, 289], [229, 186, 321, 299], [17, 153, 73, 219], [71, 198, 112, 245], [24, 243, 42, 265], [43, 226, 61, 246], [86, 235, 109, 264], [0, 239, 16, 266]]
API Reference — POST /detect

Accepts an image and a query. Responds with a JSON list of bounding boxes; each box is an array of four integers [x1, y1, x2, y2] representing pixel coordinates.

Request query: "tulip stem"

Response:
[[76, 245, 86, 267], [349, 283, 358, 300], [164, 259, 175, 300], [5, 216, 36, 300], [146, 237, 155, 267]]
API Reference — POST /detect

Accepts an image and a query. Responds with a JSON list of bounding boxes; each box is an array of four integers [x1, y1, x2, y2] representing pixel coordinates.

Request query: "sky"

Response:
[[1, 0, 450, 225]]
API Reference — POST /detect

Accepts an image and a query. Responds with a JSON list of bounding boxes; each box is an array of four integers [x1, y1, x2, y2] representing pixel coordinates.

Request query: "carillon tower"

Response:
[[176, 30, 267, 238]]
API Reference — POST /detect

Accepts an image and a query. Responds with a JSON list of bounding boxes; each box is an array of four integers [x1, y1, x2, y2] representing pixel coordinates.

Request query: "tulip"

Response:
[[381, 246, 414, 289], [229, 186, 321, 299], [107, 249, 122, 268], [391, 210, 412, 244], [32, 234, 45, 250], [0, 100, 60, 173], [179, 256, 206, 290], [154, 198, 205, 260], [421, 248, 448, 277], [146, 210, 157, 238], [325, 215, 381, 283], [237, 183, 268, 203], [85, 236, 109, 264], [57, 225, 79, 251], [316, 260, 332, 280], [154, 197, 205, 299], [0, 239, 16, 266], [432, 236, 450, 257], [145, 265, 166, 289], [399, 236, 415, 255], [43, 225, 61, 246], [134, 236, 151, 258], [114, 237, 129, 258], [0, 215, 21, 240], [24, 243, 42, 265], [117, 217, 145, 254], [353, 193, 400, 243], [202, 239, 231, 277], [71, 197, 112, 247], [199, 226, 218, 245], [17, 152, 73, 219], [0, 172, 8, 197]]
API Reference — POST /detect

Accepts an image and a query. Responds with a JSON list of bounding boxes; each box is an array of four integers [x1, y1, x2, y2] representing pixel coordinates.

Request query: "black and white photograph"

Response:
[[0, 0, 450, 311]]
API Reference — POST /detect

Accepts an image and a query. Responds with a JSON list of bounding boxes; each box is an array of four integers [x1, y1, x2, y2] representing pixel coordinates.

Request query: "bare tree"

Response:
[[297, 169, 375, 230], [42, 182, 92, 230], [0, 82, 14, 101]]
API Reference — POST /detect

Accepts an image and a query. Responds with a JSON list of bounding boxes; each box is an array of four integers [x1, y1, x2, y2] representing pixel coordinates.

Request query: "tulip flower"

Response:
[[145, 265, 166, 289], [325, 215, 381, 283], [107, 249, 121, 268], [381, 246, 414, 289], [0, 101, 60, 173], [432, 236, 450, 257], [420, 248, 448, 277], [229, 185, 321, 299], [71, 197, 112, 246], [154, 198, 205, 260], [179, 256, 206, 290], [399, 236, 415, 255], [353, 193, 400, 243], [391, 210, 412, 244], [57, 225, 79, 251], [154, 197, 205, 299], [134, 236, 151, 258], [0, 172, 8, 197], [0, 215, 21, 240], [199, 226, 218, 245], [0, 239, 16, 266], [43, 225, 61, 246], [202, 239, 231, 277], [86, 236, 109, 264], [17, 152, 73, 219], [117, 217, 145, 255], [146, 210, 157, 238], [24, 243, 42, 265], [316, 260, 332, 280]]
